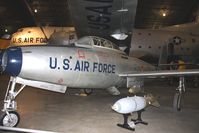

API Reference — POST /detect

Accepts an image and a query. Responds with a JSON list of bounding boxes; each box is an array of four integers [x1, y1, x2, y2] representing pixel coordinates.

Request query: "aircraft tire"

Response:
[[84, 88, 93, 95], [173, 93, 182, 111], [0, 111, 20, 127]]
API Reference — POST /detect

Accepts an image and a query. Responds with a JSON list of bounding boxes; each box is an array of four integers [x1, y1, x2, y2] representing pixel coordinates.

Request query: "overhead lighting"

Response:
[[162, 12, 167, 17], [34, 9, 38, 13], [5, 29, 8, 32], [160, 8, 169, 17], [111, 33, 128, 40], [117, 8, 128, 12]]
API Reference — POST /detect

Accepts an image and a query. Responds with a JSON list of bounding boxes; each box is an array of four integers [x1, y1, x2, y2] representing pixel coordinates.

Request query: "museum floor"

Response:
[[0, 75, 199, 133]]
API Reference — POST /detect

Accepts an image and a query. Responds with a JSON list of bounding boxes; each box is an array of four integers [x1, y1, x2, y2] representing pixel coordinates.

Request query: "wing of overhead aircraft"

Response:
[[67, 0, 138, 49], [161, 22, 199, 35]]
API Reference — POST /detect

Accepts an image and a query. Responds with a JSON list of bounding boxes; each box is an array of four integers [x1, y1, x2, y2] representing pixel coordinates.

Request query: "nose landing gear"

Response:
[[0, 77, 25, 127]]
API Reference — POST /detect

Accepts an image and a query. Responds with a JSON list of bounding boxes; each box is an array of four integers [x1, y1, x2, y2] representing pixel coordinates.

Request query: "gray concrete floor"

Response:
[[0, 75, 199, 133]]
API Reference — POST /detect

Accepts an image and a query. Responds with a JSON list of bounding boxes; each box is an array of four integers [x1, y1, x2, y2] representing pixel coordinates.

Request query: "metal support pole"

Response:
[[0, 126, 58, 133]]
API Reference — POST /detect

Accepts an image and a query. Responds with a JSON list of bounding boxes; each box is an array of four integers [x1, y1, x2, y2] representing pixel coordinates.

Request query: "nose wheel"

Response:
[[173, 77, 185, 111], [0, 111, 20, 127]]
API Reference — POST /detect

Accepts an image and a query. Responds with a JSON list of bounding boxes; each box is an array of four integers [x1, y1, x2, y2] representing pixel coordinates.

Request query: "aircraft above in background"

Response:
[[0, 36, 199, 127], [67, 0, 199, 65], [7, 0, 199, 65]]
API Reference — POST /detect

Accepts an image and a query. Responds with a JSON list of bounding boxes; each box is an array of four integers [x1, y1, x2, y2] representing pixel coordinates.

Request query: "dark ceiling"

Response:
[[0, 0, 198, 36]]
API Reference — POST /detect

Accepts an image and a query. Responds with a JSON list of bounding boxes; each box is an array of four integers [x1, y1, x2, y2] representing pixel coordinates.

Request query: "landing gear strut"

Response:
[[0, 77, 25, 127], [173, 77, 185, 111]]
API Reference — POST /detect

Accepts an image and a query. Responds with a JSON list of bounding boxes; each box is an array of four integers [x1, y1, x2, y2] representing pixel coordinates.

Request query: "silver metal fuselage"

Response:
[[18, 46, 154, 89]]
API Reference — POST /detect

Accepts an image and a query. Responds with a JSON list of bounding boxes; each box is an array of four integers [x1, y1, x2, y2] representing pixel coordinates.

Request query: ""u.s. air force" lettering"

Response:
[[49, 57, 116, 73], [12, 37, 47, 44]]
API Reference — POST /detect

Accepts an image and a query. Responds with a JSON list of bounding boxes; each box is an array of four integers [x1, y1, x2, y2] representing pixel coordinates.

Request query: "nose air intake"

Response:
[[1, 47, 22, 76]]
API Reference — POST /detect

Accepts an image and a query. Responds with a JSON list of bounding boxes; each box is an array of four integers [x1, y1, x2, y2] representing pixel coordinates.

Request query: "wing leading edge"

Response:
[[119, 69, 199, 78]]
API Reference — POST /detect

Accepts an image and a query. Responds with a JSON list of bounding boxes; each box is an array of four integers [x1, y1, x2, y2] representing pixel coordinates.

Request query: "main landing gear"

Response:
[[0, 77, 25, 127], [83, 88, 93, 95], [173, 77, 185, 111]]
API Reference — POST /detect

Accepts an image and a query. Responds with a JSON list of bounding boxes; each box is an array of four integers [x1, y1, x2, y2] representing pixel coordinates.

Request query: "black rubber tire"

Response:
[[84, 89, 93, 95], [0, 111, 20, 127], [173, 93, 182, 111]]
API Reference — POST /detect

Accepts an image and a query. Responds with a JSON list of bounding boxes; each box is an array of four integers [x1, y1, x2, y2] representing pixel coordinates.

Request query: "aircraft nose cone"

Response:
[[2, 47, 22, 76]]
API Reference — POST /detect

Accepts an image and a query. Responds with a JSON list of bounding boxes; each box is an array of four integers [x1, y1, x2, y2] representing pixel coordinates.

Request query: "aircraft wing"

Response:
[[67, 0, 138, 48], [118, 69, 199, 78]]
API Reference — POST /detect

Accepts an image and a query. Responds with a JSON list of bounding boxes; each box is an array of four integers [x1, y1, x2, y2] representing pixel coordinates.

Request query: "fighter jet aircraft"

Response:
[[0, 36, 199, 127]]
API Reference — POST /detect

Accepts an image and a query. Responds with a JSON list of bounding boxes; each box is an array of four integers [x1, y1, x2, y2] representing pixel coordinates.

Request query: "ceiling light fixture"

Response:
[[111, 33, 128, 40], [160, 8, 169, 17], [162, 12, 166, 17], [34, 9, 38, 13]]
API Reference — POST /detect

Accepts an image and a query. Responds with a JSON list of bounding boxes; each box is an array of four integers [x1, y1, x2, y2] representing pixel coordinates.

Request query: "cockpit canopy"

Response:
[[75, 36, 120, 50]]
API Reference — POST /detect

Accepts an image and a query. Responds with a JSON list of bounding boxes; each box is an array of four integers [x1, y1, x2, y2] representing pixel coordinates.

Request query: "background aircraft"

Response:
[[10, 21, 199, 65], [10, 26, 76, 46], [7, 0, 199, 65], [129, 26, 199, 64]]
